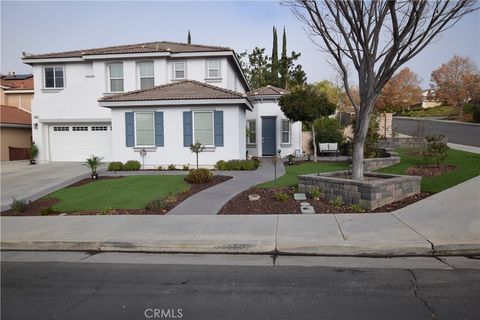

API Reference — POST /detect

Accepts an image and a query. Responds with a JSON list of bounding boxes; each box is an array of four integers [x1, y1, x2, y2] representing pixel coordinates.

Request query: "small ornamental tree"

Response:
[[279, 85, 336, 162], [190, 141, 205, 169]]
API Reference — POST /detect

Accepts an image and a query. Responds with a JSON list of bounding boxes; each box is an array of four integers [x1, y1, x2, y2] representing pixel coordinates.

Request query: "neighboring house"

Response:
[[0, 73, 34, 112], [421, 89, 442, 109], [0, 105, 32, 161], [22, 41, 251, 165], [246, 85, 302, 157]]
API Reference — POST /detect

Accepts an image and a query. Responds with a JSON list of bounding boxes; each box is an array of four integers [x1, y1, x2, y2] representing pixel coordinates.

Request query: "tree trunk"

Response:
[[351, 107, 372, 180], [196, 154, 199, 169], [311, 122, 317, 162]]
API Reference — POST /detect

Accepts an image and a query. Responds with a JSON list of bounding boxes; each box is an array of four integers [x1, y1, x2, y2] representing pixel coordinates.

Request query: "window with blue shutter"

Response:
[[183, 111, 192, 147], [125, 112, 135, 147], [154, 112, 164, 147], [214, 110, 224, 147]]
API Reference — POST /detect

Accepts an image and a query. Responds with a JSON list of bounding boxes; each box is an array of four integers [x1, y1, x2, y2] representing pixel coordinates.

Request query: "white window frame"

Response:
[[107, 62, 124, 93], [281, 119, 291, 144], [247, 120, 256, 145], [206, 60, 221, 79], [134, 112, 155, 147], [173, 61, 186, 80], [192, 110, 214, 147], [137, 61, 155, 90], [43, 66, 65, 89]]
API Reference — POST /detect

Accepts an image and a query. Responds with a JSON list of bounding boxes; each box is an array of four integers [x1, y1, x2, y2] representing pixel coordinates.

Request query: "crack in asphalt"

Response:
[[407, 269, 437, 320]]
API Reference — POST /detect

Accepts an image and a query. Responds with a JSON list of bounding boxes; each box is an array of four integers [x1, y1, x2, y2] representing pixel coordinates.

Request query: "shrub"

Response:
[[350, 204, 365, 213], [108, 161, 123, 171], [164, 192, 177, 204], [185, 168, 213, 184], [330, 196, 343, 208], [273, 192, 290, 202], [215, 159, 260, 171], [423, 135, 449, 167], [157, 165, 164, 171], [100, 205, 112, 215], [182, 164, 190, 171], [123, 160, 141, 171], [314, 117, 344, 145], [11, 197, 27, 213], [146, 198, 167, 212], [29, 141, 39, 160], [472, 106, 480, 123], [308, 187, 323, 200], [167, 164, 176, 171], [83, 155, 104, 177], [40, 206, 58, 216]]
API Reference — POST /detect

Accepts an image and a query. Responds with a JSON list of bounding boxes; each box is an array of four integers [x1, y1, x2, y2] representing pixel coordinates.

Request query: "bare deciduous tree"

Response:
[[286, 0, 478, 180]]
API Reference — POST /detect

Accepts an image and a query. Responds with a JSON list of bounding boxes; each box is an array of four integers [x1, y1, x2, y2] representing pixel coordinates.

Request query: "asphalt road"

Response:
[[393, 117, 480, 147], [2, 259, 479, 320]]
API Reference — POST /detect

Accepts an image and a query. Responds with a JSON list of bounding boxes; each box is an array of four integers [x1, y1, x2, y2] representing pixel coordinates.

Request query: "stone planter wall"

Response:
[[377, 136, 447, 149], [298, 171, 421, 210], [363, 156, 400, 171]]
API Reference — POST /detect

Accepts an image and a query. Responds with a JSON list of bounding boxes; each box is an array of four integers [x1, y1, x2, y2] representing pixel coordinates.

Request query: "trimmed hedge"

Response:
[[123, 160, 141, 171], [216, 159, 260, 171], [185, 168, 213, 183], [108, 161, 124, 171]]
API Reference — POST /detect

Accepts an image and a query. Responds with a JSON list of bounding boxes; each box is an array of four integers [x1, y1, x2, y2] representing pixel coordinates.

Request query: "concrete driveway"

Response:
[[1, 161, 95, 211]]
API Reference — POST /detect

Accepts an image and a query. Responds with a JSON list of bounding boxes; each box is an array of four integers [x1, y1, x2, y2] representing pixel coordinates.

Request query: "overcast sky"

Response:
[[1, 1, 479, 88]]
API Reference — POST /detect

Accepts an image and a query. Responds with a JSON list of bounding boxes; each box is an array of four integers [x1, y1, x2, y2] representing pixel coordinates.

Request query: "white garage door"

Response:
[[49, 123, 112, 161]]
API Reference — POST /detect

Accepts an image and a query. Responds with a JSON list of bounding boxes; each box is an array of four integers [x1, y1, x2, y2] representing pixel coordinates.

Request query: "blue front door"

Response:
[[262, 117, 276, 156]]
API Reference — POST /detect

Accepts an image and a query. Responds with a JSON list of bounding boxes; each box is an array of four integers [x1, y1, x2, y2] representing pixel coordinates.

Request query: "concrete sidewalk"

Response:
[[168, 158, 285, 215], [2, 176, 478, 256]]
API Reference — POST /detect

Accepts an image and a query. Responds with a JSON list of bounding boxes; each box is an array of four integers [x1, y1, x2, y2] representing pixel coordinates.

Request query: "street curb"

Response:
[[2, 240, 478, 257], [394, 116, 480, 127]]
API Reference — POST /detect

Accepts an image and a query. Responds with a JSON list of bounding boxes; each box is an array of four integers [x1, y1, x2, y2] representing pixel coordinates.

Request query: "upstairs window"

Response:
[[173, 61, 186, 80], [207, 60, 220, 78], [138, 61, 154, 90], [281, 119, 291, 144], [108, 63, 124, 92], [44, 66, 64, 89]]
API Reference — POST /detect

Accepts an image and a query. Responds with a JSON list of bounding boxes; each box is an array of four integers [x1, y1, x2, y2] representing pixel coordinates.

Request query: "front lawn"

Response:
[[49, 175, 188, 211], [256, 162, 349, 188], [377, 148, 480, 193]]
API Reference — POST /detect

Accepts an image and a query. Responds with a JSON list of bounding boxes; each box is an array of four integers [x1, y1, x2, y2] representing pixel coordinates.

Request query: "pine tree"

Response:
[[279, 27, 288, 89], [271, 26, 279, 87], [187, 30, 191, 44]]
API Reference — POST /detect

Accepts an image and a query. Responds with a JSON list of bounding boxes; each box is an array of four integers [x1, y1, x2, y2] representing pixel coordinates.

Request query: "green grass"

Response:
[[377, 148, 480, 193], [257, 162, 349, 188], [48, 175, 188, 211], [409, 105, 458, 118]]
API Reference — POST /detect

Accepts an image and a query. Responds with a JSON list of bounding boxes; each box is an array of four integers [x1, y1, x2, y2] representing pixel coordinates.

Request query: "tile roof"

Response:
[[99, 80, 247, 102], [23, 41, 232, 60], [1, 74, 33, 80], [247, 85, 289, 96], [0, 105, 32, 125], [0, 74, 34, 90]]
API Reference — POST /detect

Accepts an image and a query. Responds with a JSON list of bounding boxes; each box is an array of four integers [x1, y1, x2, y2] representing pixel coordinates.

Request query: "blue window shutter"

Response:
[[214, 110, 224, 147], [154, 111, 164, 147], [125, 112, 135, 147], [183, 111, 192, 147]]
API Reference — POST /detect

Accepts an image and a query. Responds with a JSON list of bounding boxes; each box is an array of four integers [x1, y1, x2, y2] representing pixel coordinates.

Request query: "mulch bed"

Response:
[[1, 175, 233, 216], [405, 164, 457, 177], [218, 187, 432, 214]]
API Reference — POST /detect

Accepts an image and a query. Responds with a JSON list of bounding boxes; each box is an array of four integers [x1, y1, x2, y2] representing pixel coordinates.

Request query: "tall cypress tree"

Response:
[[279, 27, 288, 89], [271, 26, 279, 87], [187, 30, 192, 44]]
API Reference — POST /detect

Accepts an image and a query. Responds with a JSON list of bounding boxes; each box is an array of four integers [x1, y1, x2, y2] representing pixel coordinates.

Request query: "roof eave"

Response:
[[99, 98, 253, 111]]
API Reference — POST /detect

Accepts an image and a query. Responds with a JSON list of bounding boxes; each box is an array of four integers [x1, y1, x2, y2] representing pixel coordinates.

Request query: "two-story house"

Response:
[[23, 41, 302, 166]]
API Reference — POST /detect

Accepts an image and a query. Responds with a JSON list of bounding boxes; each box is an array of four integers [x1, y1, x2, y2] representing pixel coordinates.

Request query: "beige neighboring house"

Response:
[[421, 89, 442, 109], [0, 73, 34, 112], [1, 105, 32, 161]]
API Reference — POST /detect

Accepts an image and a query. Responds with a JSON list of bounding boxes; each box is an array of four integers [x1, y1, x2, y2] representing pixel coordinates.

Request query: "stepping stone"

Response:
[[300, 202, 311, 206], [300, 205, 315, 214], [294, 193, 307, 201]]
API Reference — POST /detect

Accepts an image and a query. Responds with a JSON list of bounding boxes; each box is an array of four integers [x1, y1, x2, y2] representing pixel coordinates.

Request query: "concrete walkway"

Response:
[[2, 176, 478, 256], [167, 158, 285, 215], [0, 161, 101, 211]]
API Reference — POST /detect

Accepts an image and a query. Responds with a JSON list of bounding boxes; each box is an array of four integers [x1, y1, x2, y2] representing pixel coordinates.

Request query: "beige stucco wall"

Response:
[[2, 92, 33, 111], [1, 127, 32, 161]]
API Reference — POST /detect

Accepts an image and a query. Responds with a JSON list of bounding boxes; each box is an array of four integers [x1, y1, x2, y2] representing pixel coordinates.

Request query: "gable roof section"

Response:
[[247, 85, 289, 97], [0, 105, 32, 126], [98, 80, 253, 110], [22, 41, 232, 60]]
